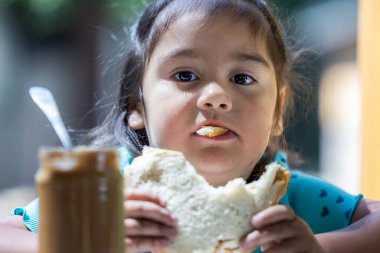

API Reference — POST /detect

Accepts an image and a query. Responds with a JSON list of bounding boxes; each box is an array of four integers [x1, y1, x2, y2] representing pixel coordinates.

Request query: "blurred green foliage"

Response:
[[1, 0, 147, 40], [4, 0, 77, 39], [107, 0, 147, 23], [1, 0, 319, 41]]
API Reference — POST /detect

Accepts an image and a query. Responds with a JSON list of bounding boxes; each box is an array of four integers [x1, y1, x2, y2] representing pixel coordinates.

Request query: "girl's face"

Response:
[[132, 12, 281, 186]]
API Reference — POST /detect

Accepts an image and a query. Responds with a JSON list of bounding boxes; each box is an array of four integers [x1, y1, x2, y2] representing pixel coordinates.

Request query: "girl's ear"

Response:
[[127, 109, 145, 130], [271, 85, 287, 136], [126, 98, 145, 130]]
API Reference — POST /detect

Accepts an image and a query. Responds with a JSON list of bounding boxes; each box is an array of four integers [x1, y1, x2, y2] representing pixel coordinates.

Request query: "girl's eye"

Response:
[[174, 71, 198, 82], [230, 74, 255, 85]]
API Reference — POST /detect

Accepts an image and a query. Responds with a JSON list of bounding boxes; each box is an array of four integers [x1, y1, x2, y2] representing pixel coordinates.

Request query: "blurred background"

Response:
[[0, 0, 359, 216]]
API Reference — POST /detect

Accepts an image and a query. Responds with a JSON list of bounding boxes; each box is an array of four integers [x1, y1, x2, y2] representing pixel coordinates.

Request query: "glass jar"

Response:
[[36, 147, 125, 253]]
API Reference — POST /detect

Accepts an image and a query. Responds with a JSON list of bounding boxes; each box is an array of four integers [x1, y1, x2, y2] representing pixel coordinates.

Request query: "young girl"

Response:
[[1, 0, 380, 252]]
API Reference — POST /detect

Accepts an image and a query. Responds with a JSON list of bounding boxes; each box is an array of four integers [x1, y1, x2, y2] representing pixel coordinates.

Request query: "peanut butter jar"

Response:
[[36, 146, 125, 253]]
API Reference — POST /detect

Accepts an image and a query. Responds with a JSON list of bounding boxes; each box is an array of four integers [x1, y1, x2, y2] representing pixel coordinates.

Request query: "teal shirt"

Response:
[[13, 149, 362, 252]]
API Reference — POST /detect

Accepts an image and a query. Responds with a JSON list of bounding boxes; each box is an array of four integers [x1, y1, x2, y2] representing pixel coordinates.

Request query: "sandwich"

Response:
[[124, 146, 290, 253]]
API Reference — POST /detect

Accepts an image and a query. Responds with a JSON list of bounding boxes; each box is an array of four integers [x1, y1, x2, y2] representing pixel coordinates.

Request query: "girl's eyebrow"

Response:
[[232, 52, 270, 68], [158, 48, 269, 68], [158, 48, 199, 63]]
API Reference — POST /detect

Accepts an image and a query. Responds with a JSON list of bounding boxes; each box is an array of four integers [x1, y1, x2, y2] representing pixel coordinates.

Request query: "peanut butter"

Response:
[[36, 147, 125, 253]]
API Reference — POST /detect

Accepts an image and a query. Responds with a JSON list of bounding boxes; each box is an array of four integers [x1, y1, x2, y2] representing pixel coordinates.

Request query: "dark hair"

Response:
[[89, 0, 307, 180]]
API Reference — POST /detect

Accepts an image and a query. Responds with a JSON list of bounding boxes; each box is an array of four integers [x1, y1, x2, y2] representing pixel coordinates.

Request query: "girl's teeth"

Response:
[[196, 126, 229, 137]]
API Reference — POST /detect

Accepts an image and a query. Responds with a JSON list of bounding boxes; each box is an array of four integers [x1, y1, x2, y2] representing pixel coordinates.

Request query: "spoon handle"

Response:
[[29, 86, 73, 149]]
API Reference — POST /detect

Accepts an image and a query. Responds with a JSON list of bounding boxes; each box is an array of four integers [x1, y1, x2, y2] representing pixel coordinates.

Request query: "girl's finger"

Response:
[[125, 200, 177, 226], [125, 189, 166, 206], [251, 205, 296, 229], [260, 241, 278, 252], [125, 218, 177, 238], [124, 236, 170, 253], [240, 221, 298, 250]]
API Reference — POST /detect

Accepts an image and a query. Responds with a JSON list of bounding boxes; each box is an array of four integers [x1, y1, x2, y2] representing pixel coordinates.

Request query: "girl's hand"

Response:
[[240, 205, 325, 253], [124, 190, 177, 253]]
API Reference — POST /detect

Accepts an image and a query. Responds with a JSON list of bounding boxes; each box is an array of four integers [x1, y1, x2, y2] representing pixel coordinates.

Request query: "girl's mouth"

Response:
[[195, 126, 230, 138]]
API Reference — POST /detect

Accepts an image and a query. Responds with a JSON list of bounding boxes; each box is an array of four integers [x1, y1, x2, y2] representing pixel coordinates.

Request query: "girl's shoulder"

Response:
[[119, 146, 133, 172], [275, 153, 363, 234]]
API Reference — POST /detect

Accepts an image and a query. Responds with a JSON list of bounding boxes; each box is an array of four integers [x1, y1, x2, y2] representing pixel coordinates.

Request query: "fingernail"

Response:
[[241, 231, 259, 249], [252, 213, 262, 223], [240, 241, 249, 250], [165, 215, 176, 225], [160, 239, 170, 246], [160, 208, 170, 215], [164, 227, 177, 237], [252, 214, 265, 227], [169, 229, 177, 237], [240, 239, 250, 249]]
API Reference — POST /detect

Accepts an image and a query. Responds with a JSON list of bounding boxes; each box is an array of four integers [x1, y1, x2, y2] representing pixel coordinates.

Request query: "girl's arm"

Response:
[[0, 216, 37, 253], [317, 198, 380, 253]]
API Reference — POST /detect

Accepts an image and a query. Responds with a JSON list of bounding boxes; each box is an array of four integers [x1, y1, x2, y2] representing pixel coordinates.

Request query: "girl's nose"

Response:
[[197, 82, 232, 112]]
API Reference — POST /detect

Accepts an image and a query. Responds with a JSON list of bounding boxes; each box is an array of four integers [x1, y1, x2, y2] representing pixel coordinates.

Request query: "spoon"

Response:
[[29, 86, 73, 149]]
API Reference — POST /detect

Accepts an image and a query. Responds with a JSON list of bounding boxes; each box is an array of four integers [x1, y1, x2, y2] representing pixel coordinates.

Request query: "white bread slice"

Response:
[[124, 147, 290, 253]]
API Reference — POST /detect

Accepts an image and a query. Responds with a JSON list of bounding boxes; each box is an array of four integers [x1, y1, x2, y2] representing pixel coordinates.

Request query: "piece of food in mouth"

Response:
[[124, 147, 290, 253], [196, 126, 229, 137]]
